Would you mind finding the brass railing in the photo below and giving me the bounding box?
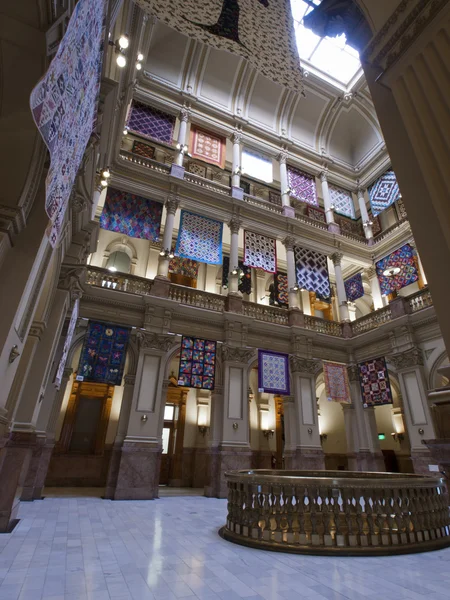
[221,469,450,555]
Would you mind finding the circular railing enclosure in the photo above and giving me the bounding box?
[220,470,450,556]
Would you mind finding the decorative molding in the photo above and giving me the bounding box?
[230,128,243,145]
[59,264,86,302]
[389,347,424,370]
[364,266,377,279]
[179,105,191,123]
[347,364,359,383]
[165,194,180,215]
[289,356,319,375]
[28,321,47,339]
[124,374,136,386]
[277,150,288,164]
[222,345,255,363]
[136,331,178,352]
[329,252,343,266]
[283,236,296,251]
[228,216,242,234]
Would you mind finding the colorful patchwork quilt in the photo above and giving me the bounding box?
[358,357,393,408]
[287,166,317,206]
[323,361,351,403]
[175,210,223,265]
[243,230,277,273]
[178,336,216,390]
[344,273,364,302]
[127,101,175,143]
[294,246,331,302]
[258,349,290,395]
[376,244,418,295]
[369,170,400,216]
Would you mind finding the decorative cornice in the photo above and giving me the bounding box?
[289,356,319,375]
[390,347,424,370]
[364,266,377,279]
[59,264,86,302]
[136,331,177,352]
[222,345,255,363]
[124,374,136,385]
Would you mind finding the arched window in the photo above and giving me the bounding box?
[106,251,131,274]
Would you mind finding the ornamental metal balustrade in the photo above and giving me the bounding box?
[85,267,433,335]
[221,470,450,555]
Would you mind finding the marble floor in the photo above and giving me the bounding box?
[0,495,449,600]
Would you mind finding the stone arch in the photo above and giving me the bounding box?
[429,350,449,390]
[102,236,138,274]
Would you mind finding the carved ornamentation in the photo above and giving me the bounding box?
[222,345,255,363]
[230,129,243,145]
[347,365,359,383]
[329,252,343,266]
[179,105,191,122]
[136,331,177,353]
[277,150,288,164]
[228,217,242,234]
[283,236,296,251]
[320,170,328,183]
[165,194,179,215]
[124,374,136,386]
[364,266,377,280]
[58,264,86,302]
[390,347,424,370]
[289,356,319,375]
[71,194,88,214]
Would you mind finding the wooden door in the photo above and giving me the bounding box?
[159,422,175,485]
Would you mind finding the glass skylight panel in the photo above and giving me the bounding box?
[290,0,362,87]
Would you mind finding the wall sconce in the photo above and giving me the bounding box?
[307,428,313,434]
[123,126,129,136]
[135,51,144,70]
[233,166,242,176]
[391,432,405,442]
[320,433,328,442]
[363,220,373,227]
[291,285,299,292]
[329,204,335,210]
[418,428,425,435]
[109,33,129,68]
[159,248,174,259]
[176,143,189,155]
[283,188,292,195]
[231,266,239,275]
[263,429,275,439]
[198,425,208,436]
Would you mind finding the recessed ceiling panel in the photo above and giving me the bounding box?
[199,48,241,109]
[145,22,188,87]
[328,106,382,166]
[290,91,328,147]
[247,74,283,130]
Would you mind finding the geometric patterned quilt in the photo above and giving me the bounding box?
[243,230,277,273]
[307,205,326,223]
[169,255,199,279]
[175,210,223,265]
[323,361,351,403]
[329,184,355,219]
[30,0,106,247]
[358,356,393,408]
[376,243,418,295]
[131,140,156,160]
[287,165,318,206]
[178,336,216,390]
[99,187,162,241]
[258,349,290,395]
[77,321,130,386]
[190,127,226,168]
[127,101,175,144]
[294,246,331,302]
[222,257,252,295]
[274,272,289,307]
[369,169,400,216]
[344,273,365,302]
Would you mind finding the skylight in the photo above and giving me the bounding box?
[291,0,361,88]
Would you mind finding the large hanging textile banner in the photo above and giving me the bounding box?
[190,127,226,168]
[99,188,162,241]
[134,0,302,92]
[178,336,216,390]
[222,257,252,294]
[376,244,418,296]
[243,230,277,273]
[131,140,155,160]
[54,299,79,388]
[294,246,331,302]
[169,255,199,279]
[329,185,355,219]
[77,321,130,386]
[323,361,351,404]
[344,273,364,302]
[175,210,223,264]
[30,0,106,247]
[258,349,290,395]
[358,357,393,408]
[369,169,400,216]
[127,101,175,144]
[287,166,318,206]
[274,272,288,307]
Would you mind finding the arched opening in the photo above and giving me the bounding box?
[106,250,131,274]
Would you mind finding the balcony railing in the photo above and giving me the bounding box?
[119,150,171,175]
[184,171,230,195]
[351,305,392,335]
[304,315,343,337]
[242,302,289,325]
[85,267,154,295]
[168,284,225,312]
[408,287,433,312]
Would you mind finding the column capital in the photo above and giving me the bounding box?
[179,106,191,122]
[228,216,242,234]
[222,345,255,363]
[136,331,178,353]
[320,169,329,183]
[356,186,366,198]
[347,364,359,382]
[230,129,243,144]
[283,235,296,251]
[124,374,136,386]
[364,265,377,279]
[58,264,86,303]
[277,149,288,164]
[289,355,320,375]
[165,194,180,215]
[329,252,343,266]
[389,347,424,370]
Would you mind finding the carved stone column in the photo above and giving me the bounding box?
[283,236,301,314]
[173,105,191,170]
[390,347,436,474]
[329,252,350,322]
[282,395,298,469]
[156,195,179,284]
[227,217,242,302]
[278,149,294,217]
[230,128,243,198]
[357,187,374,243]
[288,356,324,469]
[364,266,383,310]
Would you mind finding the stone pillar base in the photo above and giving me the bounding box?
[410,448,435,475]
[423,439,450,479]
[225,292,242,313]
[104,442,123,499]
[328,223,340,234]
[204,446,252,498]
[113,441,161,500]
[152,276,171,298]
[20,437,55,501]
[282,205,295,218]
[0,432,36,532]
[288,308,305,327]
[231,186,244,200]
[354,450,385,472]
[170,164,185,179]
[284,448,325,470]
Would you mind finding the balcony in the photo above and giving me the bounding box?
[85,267,434,338]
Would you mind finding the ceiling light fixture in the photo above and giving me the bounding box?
[118,34,129,49]
[116,53,127,68]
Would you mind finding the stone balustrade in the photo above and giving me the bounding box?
[304,315,343,337]
[119,150,171,175]
[85,267,153,295]
[242,194,284,215]
[408,288,433,312]
[168,284,225,312]
[184,172,230,195]
[221,469,450,555]
[351,305,392,335]
[242,302,289,325]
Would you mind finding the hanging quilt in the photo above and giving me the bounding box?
[127,101,175,144]
[376,244,418,295]
[307,206,326,223]
[100,187,162,241]
[131,140,155,160]
[294,246,331,302]
[178,336,216,390]
[77,321,130,386]
[134,1,303,93]
[274,272,288,307]
[358,357,393,408]
[30,0,106,247]
[268,191,282,206]
[222,257,252,294]
[287,166,318,206]
[54,299,79,388]
[175,210,223,265]
[169,255,199,279]
[369,211,381,236]
[190,127,226,168]
[323,361,351,403]
[329,185,355,219]
[344,273,364,302]
[243,230,277,273]
[369,169,400,216]
[258,349,290,396]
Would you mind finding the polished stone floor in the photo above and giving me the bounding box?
[1,493,450,600]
